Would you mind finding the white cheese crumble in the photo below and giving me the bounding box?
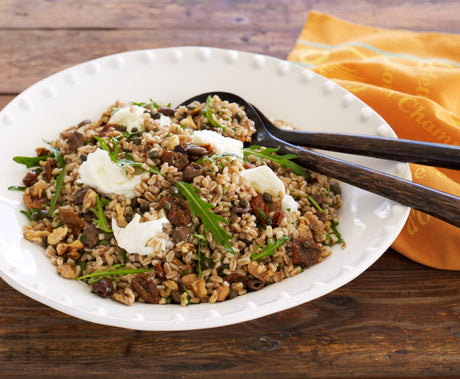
[281,194,299,213]
[240,165,285,197]
[157,113,172,127]
[240,165,299,212]
[191,130,243,157]
[108,105,145,132]
[78,148,142,199]
[112,214,171,256]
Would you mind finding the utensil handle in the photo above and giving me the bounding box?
[274,141,460,228]
[272,129,460,169]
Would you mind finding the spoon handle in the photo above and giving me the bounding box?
[253,106,460,169]
[274,141,460,228]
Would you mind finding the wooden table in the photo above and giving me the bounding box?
[1,1,459,377]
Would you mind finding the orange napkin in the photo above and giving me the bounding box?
[287,12,460,270]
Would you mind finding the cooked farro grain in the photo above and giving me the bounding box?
[13,95,343,306]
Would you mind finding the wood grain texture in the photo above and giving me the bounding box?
[1,0,459,31]
[1,1,459,377]
[0,265,459,377]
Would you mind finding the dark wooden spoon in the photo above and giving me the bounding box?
[179,92,460,227]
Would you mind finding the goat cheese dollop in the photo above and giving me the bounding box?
[108,105,146,132]
[191,130,244,157]
[240,165,299,212]
[112,214,171,256]
[78,148,142,199]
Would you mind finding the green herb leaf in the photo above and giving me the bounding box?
[131,99,161,109]
[20,209,33,221]
[176,181,234,254]
[48,167,66,216]
[203,95,226,131]
[118,249,127,263]
[90,193,112,233]
[330,220,344,244]
[251,236,290,261]
[8,185,26,191]
[76,266,152,281]
[194,233,211,278]
[243,146,309,179]
[194,152,240,165]
[94,136,118,162]
[306,194,323,213]
[96,135,161,175]
[49,145,65,168]
[13,155,50,168]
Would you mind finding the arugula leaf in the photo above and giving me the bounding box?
[330,220,344,244]
[243,146,309,179]
[194,152,240,165]
[119,152,161,175]
[306,194,323,213]
[90,193,112,233]
[8,185,26,191]
[131,99,161,109]
[76,266,152,282]
[194,233,213,278]
[251,236,290,261]
[49,145,65,168]
[176,181,234,254]
[203,95,226,131]
[94,136,118,162]
[13,155,50,168]
[48,167,66,216]
[95,135,160,175]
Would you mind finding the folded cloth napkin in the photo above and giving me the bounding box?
[287,12,460,270]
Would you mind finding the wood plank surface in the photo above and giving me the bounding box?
[0,1,459,377]
[1,0,459,31]
[0,262,458,377]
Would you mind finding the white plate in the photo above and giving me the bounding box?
[0,47,410,330]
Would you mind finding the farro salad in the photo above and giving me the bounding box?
[10,95,343,306]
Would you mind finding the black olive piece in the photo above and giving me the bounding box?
[139,203,150,213]
[31,211,43,221]
[239,198,249,208]
[262,192,273,203]
[78,119,91,128]
[174,145,187,155]
[329,182,341,195]
[157,107,176,117]
[184,145,208,157]
[168,186,180,196]
[120,125,128,132]
[131,127,138,133]
[182,163,203,183]
[247,279,265,291]
[80,153,88,162]
[201,260,212,270]
[91,278,113,298]
[170,290,182,304]
[132,137,142,145]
